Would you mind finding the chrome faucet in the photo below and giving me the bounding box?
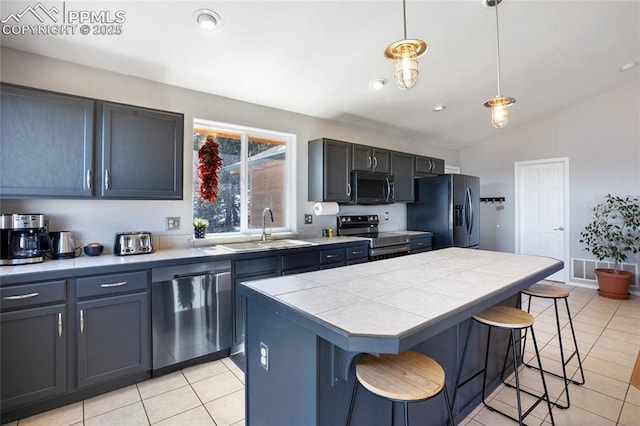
[261,207,274,242]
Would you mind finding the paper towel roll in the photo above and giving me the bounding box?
[313,202,340,216]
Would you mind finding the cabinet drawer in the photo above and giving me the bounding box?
[282,250,317,272]
[346,245,368,260]
[320,248,345,265]
[234,256,279,276]
[1,281,65,310]
[76,271,148,299]
[410,236,432,251]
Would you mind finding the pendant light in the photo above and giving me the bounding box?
[483,0,515,128]
[384,0,428,90]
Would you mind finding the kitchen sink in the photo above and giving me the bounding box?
[217,239,316,252]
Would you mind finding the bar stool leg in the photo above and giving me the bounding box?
[346,380,359,426]
[452,320,475,410]
[521,294,586,410]
[530,327,556,425]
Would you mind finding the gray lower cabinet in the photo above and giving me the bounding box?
[410,234,433,253]
[75,271,150,388]
[76,292,150,388]
[98,103,183,199]
[0,281,67,411]
[0,84,94,198]
[232,256,279,347]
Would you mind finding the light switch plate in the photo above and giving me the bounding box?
[166,217,181,231]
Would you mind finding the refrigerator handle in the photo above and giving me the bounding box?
[466,187,474,235]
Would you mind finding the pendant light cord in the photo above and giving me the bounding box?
[495,0,502,96]
[402,0,408,39]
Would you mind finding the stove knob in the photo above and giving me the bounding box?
[346,217,351,222]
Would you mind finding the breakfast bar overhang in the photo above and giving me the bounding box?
[238,248,563,425]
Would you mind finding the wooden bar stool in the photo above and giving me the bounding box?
[453,305,555,425]
[520,283,585,409]
[346,351,453,426]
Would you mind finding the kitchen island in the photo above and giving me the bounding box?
[238,248,563,425]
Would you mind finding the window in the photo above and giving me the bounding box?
[193,119,295,235]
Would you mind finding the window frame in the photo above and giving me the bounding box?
[193,118,297,235]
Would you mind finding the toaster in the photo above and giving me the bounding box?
[114,232,154,256]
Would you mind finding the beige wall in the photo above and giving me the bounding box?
[0,47,459,250]
[459,80,640,285]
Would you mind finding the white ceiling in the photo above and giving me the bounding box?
[1,0,639,151]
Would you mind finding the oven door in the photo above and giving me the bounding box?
[351,172,394,204]
[369,243,410,260]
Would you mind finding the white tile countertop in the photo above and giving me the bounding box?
[239,247,562,344]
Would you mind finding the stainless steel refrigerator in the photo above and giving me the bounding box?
[407,174,480,249]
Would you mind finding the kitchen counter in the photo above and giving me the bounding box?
[238,248,562,425]
[0,235,367,282]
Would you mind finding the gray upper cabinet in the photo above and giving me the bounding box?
[0,84,184,200]
[98,103,183,199]
[308,138,352,203]
[415,155,445,176]
[352,144,390,174]
[0,84,94,198]
[391,151,415,202]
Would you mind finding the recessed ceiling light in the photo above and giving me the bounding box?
[433,105,446,112]
[369,79,387,90]
[194,9,221,30]
[618,62,638,72]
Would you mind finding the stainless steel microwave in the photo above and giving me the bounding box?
[351,171,394,204]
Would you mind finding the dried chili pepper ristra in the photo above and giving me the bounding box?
[198,135,223,203]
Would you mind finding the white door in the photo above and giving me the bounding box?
[515,158,569,282]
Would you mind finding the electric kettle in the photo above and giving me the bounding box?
[49,231,80,259]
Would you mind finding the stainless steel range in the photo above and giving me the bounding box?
[336,215,410,260]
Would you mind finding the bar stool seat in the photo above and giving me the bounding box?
[521,283,585,409]
[453,305,555,425]
[347,351,453,426]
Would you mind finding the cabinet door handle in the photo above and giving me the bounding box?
[104,169,110,190]
[346,183,351,196]
[416,242,424,246]
[351,250,363,255]
[86,169,92,190]
[58,312,63,338]
[326,254,338,258]
[3,292,39,300]
[100,281,128,288]
[367,156,372,168]
[373,156,378,169]
[80,309,84,334]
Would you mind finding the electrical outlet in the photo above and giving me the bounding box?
[166,217,181,231]
[304,214,313,224]
[260,342,269,371]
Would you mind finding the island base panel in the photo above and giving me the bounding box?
[245,296,518,425]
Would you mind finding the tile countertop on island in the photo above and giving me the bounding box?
[238,247,563,354]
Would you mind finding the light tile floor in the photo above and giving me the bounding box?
[3,284,639,425]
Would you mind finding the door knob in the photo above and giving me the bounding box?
[554,226,564,231]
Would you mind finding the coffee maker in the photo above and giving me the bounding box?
[0,214,52,265]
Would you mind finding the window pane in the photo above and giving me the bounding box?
[247,136,286,230]
[193,132,241,233]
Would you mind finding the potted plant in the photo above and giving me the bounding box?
[193,218,209,239]
[579,194,640,299]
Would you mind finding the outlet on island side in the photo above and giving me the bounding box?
[304,214,313,224]
[260,342,269,371]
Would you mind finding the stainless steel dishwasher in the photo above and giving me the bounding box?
[151,261,232,373]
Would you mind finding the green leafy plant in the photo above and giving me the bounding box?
[579,194,640,273]
[193,218,209,229]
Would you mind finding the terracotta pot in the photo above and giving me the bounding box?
[595,268,633,300]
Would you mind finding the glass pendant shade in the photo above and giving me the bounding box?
[484,96,515,128]
[385,40,427,90]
